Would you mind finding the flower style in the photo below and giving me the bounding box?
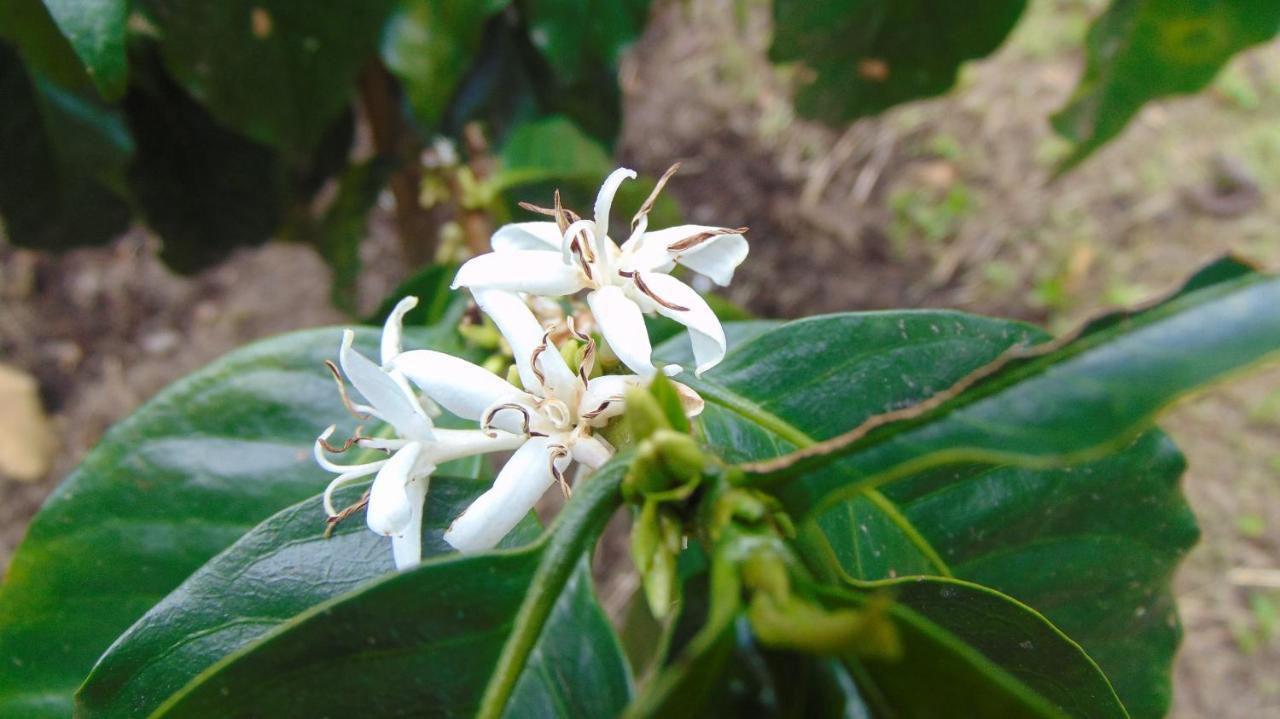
[452,165,749,377]
[314,297,523,569]
[393,289,647,553]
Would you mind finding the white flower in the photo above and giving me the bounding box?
[314,297,523,569]
[393,289,647,553]
[452,165,748,377]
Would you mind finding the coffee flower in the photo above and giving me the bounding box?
[314,297,522,569]
[393,289,645,552]
[452,165,748,377]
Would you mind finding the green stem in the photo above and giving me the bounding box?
[474,455,628,719]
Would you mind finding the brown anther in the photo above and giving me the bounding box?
[323,489,371,539]
[581,398,619,421]
[633,272,690,311]
[483,403,532,436]
[518,200,559,217]
[325,360,371,419]
[566,316,595,385]
[318,426,366,454]
[529,332,551,386]
[548,445,572,498]
[666,226,749,253]
[632,162,682,229]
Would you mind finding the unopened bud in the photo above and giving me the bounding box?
[624,385,670,441]
[651,428,705,478]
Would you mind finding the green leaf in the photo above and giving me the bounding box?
[521,0,650,85]
[492,115,612,192]
[381,0,510,129]
[0,41,131,252]
[811,578,1127,719]
[366,263,462,327]
[135,0,395,153]
[769,0,1027,125]
[42,0,129,98]
[658,257,1280,716]
[77,479,540,718]
[819,431,1193,719]
[140,457,631,718]
[1052,0,1280,169]
[0,324,467,719]
[122,55,284,273]
[0,0,91,87]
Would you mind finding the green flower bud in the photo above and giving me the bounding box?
[624,385,670,441]
[651,429,705,478]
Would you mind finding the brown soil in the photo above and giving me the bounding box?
[2,0,1278,715]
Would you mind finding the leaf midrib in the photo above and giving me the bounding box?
[692,376,953,578]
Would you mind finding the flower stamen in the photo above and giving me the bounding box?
[667,226,750,253]
[626,270,690,312]
[482,402,532,436]
[323,489,371,539]
[548,444,572,498]
[325,360,372,419]
[632,161,681,230]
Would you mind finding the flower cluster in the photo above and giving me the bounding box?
[316,167,748,568]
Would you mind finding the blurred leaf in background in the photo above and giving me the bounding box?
[1052,0,1280,169]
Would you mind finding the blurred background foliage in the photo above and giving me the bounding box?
[2,0,1276,310]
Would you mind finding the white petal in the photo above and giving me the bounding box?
[340,331,434,441]
[594,168,637,237]
[366,443,426,537]
[381,296,419,365]
[444,438,562,553]
[452,251,586,296]
[571,435,613,469]
[628,274,726,376]
[390,475,429,570]
[473,289,576,398]
[393,350,525,421]
[588,287,655,378]
[630,226,748,286]
[427,428,525,463]
[491,222,563,253]
[579,374,643,424]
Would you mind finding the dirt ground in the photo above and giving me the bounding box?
[2,0,1278,715]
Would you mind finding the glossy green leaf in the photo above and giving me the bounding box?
[0,41,132,253]
[381,0,510,129]
[522,0,649,84]
[0,323,468,719]
[41,0,129,98]
[143,457,631,718]
[769,0,1026,125]
[813,577,1126,719]
[1053,0,1280,169]
[135,0,394,153]
[77,479,541,718]
[657,258,1280,716]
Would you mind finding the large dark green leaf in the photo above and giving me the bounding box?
[0,41,131,252]
[381,0,510,129]
[769,0,1026,124]
[815,578,1125,719]
[657,258,1280,716]
[0,323,467,719]
[140,457,631,718]
[41,0,129,98]
[1053,0,1280,169]
[122,54,283,273]
[135,0,394,153]
[77,479,541,718]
